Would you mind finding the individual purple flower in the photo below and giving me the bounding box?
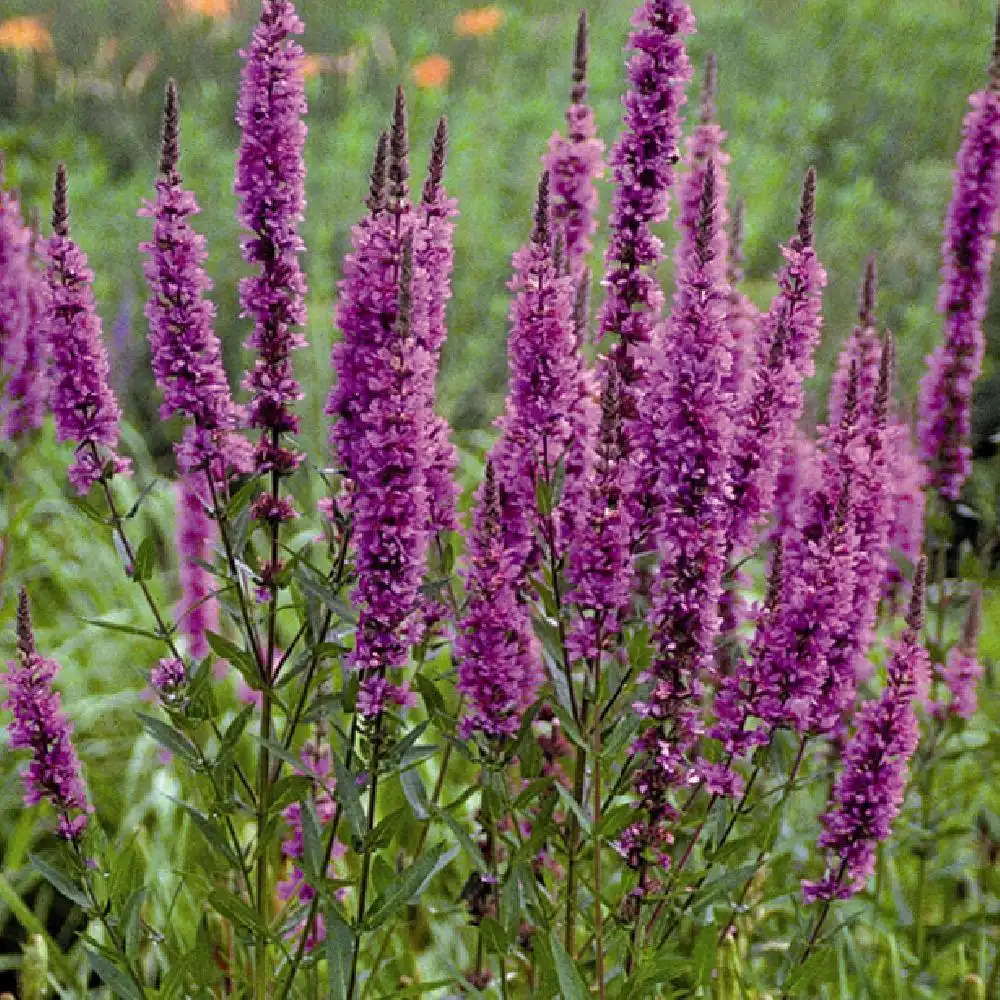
[726,168,826,555]
[627,162,738,867]
[566,364,632,664]
[235,0,309,512]
[414,116,460,536]
[140,80,251,481]
[175,476,220,663]
[918,47,1000,500]
[44,164,130,494]
[456,462,542,739]
[150,657,187,699]
[935,589,983,720]
[3,589,91,840]
[491,173,586,576]
[598,0,694,421]
[828,256,880,426]
[0,168,49,440]
[543,10,606,277]
[803,558,928,902]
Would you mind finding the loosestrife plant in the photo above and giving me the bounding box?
[1,0,997,997]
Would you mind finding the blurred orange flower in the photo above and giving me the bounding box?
[178,0,233,20]
[0,16,54,54]
[301,53,328,80]
[453,6,505,38]
[411,54,452,90]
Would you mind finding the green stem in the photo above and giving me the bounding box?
[592,645,606,1000]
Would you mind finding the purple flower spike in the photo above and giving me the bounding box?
[338,231,432,716]
[543,10,606,277]
[724,197,759,416]
[235,0,309,505]
[804,558,928,903]
[598,0,694,421]
[935,589,983,720]
[727,168,826,555]
[415,117,460,536]
[492,172,590,576]
[919,33,1000,500]
[0,167,49,440]
[3,589,91,840]
[627,160,738,868]
[456,462,542,739]
[175,476,220,663]
[566,364,632,664]
[44,164,130,494]
[141,80,252,481]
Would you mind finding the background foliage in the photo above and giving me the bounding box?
[1,0,999,997]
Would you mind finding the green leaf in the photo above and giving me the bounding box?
[434,807,487,873]
[84,948,143,1000]
[301,798,324,882]
[205,631,260,690]
[331,751,367,845]
[136,713,200,768]
[28,854,91,910]
[325,905,354,1000]
[549,931,588,1000]
[132,536,156,582]
[172,801,243,868]
[555,783,591,836]
[364,842,450,930]
[81,617,163,641]
[66,496,107,525]
[400,767,429,821]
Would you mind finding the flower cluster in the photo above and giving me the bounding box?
[726,169,826,555]
[456,462,541,739]
[3,590,91,840]
[140,80,251,481]
[626,160,739,866]
[235,0,309,512]
[542,10,605,277]
[918,67,1000,500]
[44,165,130,493]
[804,559,929,902]
[599,0,694,419]
[491,172,590,575]
[0,166,48,440]
[175,476,220,664]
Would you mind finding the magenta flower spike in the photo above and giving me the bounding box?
[724,197,759,416]
[3,590,91,840]
[598,0,694,421]
[726,168,826,555]
[624,161,739,869]
[456,462,542,739]
[44,165,130,494]
[566,364,632,664]
[936,589,984,719]
[175,476,220,663]
[141,80,251,481]
[339,230,432,717]
[491,172,587,576]
[1,167,49,440]
[804,559,929,902]
[543,10,606,277]
[918,32,1000,500]
[235,0,309,515]
[415,117,460,536]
